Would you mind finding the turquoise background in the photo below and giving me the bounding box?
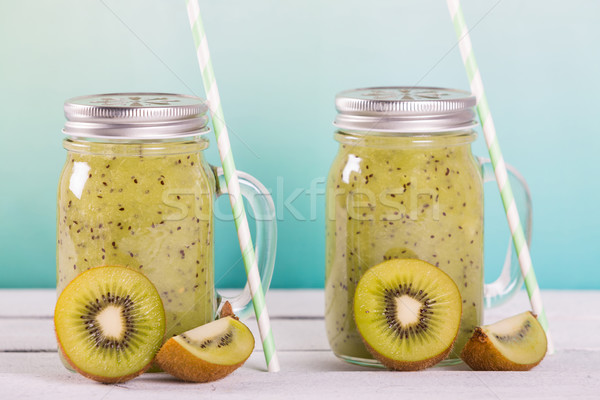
[0,1,598,289]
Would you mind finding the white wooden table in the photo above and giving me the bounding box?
[1,289,598,399]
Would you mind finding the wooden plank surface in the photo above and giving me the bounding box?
[0,289,599,399]
[1,351,598,400]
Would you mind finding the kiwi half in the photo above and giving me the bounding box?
[54,266,165,383]
[354,259,462,370]
[155,303,255,382]
[461,311,547,371]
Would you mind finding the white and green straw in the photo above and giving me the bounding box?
[447,0,554,353]
[185,0,280,371]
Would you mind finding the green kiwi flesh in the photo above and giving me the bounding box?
[155,315,255,382]
[54,266,165,383]
[354,259,462,371]
[461,311,547,371]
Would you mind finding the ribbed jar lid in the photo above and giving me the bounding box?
[63,93,209,140]
[334,87,477,133]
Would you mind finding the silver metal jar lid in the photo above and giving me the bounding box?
[63,93,210,139]
[334,86,477,133]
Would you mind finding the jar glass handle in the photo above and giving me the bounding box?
[212,166,277,319]
[478,157,532,308]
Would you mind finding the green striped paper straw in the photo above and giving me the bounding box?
[185,0,280,371]
[447,0,554,354]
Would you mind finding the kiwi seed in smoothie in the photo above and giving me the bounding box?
[57,139,216,340]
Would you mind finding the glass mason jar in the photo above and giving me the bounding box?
[57,93,276,366]
[325,87,532,366]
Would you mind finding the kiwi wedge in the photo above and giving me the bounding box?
[354,259,462,370]
[155,303,255,382]
[461,311,547,371]
[54,266,165,383]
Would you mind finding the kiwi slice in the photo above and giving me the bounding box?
[155,303,255,382]
[54,266,165,383]
[354,259,462,370]
[461,311,547,371]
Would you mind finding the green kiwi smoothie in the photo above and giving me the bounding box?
[57,139,216,340]
[325,131,484,363]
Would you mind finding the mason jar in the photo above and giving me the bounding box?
[325,87,531,366]
[57,93,276,364]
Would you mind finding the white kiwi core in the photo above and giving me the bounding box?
[96,305,125,340]
[395,295,422,326]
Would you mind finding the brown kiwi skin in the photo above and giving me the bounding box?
[155,339,248,383]
[460,312,546,371]
[359,332,457,371]
[219,301,237,320]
